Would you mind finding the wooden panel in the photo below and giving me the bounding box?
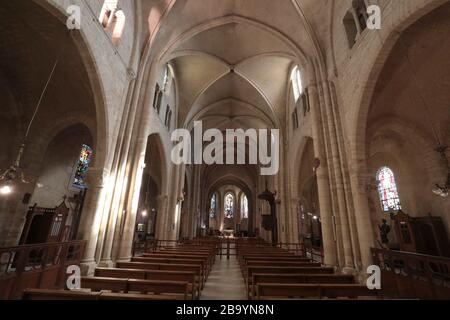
[0,275,16,299]
[23,289,100,300]
[81,277,128,292]
[11,270,41,299]
[95,268,146,279]
[38,266,60,289]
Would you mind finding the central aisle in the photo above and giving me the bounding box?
[200,255,247,300]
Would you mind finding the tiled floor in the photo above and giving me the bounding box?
[200,255,247,300]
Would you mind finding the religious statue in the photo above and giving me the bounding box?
[378,219,391,246]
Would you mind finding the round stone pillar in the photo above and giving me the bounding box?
[77,167,109,275]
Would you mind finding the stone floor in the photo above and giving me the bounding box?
[200,255,247,300]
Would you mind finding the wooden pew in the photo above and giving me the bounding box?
[22,289,184,300]
[241,256,311,262]
[142,253,212,271]
[239,255,311,269]
[81,277,127,293]
[116,262,204,289]
[22,289,100,300]
[99,292,184,300]
[117,262,201,274]
[245,266,335,297]
[157,248,216,264]
[237,251,297,265]
[95,268,199,299]
[243,261,323,280]
[256,283,380,300]
[131,257,208,280]
[95,268,146,279]
[249,273,354,299]
[244,261,321,268]
[144,271,198,299]
[81,277,189,299]
[127,279,188,298]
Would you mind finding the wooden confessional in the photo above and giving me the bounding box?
[19,201,69,245]
[393,211,450,257]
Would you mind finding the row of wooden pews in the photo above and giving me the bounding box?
[237,239,381,300]
[23,239,218,300]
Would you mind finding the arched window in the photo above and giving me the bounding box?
[99,0,118,28]
[377,167,402,212]
[163,64,172,93]
[153,84,163,114]
[72,144,93,189]
[99,1,125,45]
[111,10,126,45]
[291,66,303,102]
[241,194,248,219]
[209,194,217,218]
[224,193,234,219]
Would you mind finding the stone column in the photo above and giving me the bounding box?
[155,194,168,239]
[308,84,338,267]
[328,81,362,269]
[322,81,355,272]
[349,167,375,270]
[77,167,109,275]
[289,198,300,244]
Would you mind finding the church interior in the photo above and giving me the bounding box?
[0,0,449,301]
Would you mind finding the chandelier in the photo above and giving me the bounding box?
[0,60,58,196]
[0,144,30,195]
[432,145,450,198]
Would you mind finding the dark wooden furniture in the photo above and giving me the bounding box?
[0,241,86,299]
[19,201,70,245]
[372,248,450,299]
[22,288,184,300]
[393,212,450,257]
[250,273,354,299]
[256,283,380,300]
[81,277,189,299]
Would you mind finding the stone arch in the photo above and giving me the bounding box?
[30,123,94,208]
[352,0,448,172]
[0,1,108,246]
[144,133,168,199]
[31,0,109,169]
[291,136,315,197]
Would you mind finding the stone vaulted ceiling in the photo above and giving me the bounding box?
[140,0,334,192]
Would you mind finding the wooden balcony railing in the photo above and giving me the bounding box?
[371,248,450,299]
[0,240,86,299]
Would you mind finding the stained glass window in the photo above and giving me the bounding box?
[377,166,401,212]
[209,193,217,218]
[241,195,248,219]
[73,144,93,189]
[224,193,234,219]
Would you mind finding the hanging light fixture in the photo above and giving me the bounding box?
[432,145,450,198]
[0,60,59,196]
[0,143,29,195]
